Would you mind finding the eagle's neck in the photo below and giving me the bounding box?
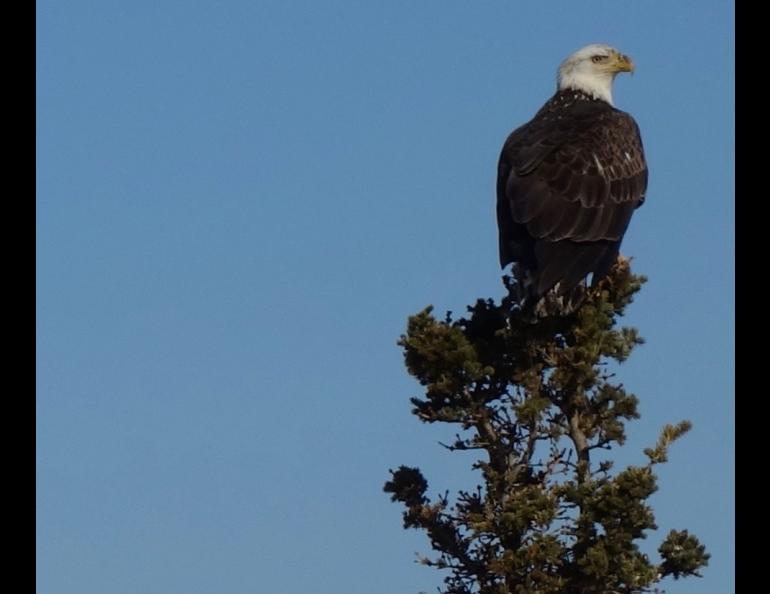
[544,89,611,111]
[557,71,614,105]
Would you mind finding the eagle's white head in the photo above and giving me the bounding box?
[557,44,635,105]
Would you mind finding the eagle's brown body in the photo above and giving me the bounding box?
[497,88,647,300]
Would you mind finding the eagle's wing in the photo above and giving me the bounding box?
[497,105,647,295]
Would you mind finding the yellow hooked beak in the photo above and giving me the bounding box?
[613,53,635,74]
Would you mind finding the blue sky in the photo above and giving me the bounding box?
[37,2,734,593]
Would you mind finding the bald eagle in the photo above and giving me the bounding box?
[497,44,647,309]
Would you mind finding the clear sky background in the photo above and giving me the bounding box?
[37,2,734,593]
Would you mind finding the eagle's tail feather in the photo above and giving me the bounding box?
[533,240,618,298]
[506,240,622,317]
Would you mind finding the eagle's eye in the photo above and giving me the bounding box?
[591,55,607,63]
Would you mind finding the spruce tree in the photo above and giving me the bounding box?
[384,261,709,593]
